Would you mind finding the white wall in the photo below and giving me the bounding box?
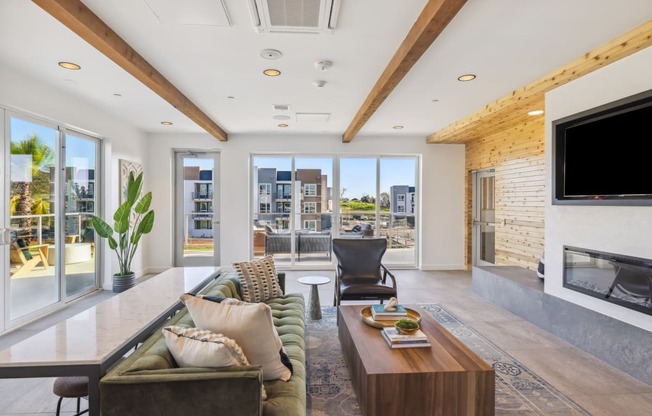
[0,65,149,289]
[145,133,465,272]
[545,46,652,331]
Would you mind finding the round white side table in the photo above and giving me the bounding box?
[297,276,331,320]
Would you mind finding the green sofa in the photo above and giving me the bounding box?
[100,271,306,416]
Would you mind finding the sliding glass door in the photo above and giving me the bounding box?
[251,154,418,268]
[2,111,100,331]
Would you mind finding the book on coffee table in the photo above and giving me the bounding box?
[381,329,431,349]
[371,304,408,321]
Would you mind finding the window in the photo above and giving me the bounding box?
[277,201,291,213]
[304,202,317,213]
[277,184,291,199]
[397,205,406,213]
[259,203,270,213]
[195,220,212,229]
[259,183,271,196]
[397,194,405,201]
[304,220,317,231]
[304,184,317,196]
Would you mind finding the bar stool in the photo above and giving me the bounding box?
[53,376,89,416]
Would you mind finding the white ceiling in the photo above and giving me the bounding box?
[1,0,652,140]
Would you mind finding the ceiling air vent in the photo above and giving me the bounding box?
[249,0,342,33]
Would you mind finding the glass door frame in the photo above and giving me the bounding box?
[472,168,496,266]
[2,109,102,333]
[60,128,102,302]
[174,151,221,267]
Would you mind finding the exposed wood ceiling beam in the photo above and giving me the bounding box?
[342,0,467,143]
[427,19,652,144]
[32,0,228,142]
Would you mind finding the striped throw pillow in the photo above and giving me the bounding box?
[233,256,283,303]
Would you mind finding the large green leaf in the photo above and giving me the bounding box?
[91,216,114,238]
[113,201,132,233]
[134,192,152,214]
[126,172,143,205]
[120,233,128,250]
[131,211,155,245]
[108,236,118,250]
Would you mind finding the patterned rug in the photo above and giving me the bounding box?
[305,304,591,416]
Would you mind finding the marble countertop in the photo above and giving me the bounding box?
[0,267,219,367]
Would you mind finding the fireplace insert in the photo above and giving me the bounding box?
[563,246,652,315]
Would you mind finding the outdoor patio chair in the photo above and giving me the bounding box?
[332,237,397,307]
[10,241,47,278]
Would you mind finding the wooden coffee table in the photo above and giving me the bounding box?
[338,305,495,416]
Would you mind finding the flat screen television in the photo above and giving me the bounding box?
[552,89,652,205]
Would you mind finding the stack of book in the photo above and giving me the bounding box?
[370,304,408,321]
[381,327,431,349]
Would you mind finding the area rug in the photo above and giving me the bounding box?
[305,305,591,416]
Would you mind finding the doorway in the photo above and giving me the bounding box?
[2,111,100,332]
[472,168,496,266]
[174,151,220,266]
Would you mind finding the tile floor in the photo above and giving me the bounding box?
[0,269,651,415]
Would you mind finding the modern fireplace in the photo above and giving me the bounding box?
[563,246,652,315]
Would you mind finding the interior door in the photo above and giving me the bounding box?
[472,168,496,266]
[174,152,220,266]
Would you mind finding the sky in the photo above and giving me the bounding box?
[253,155,416,199]
[10,116,97,172]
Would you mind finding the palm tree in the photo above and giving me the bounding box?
[10,134,54,234]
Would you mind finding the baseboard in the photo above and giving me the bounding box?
[420,263,466,271]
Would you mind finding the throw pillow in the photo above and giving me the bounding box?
[181,294,292,381]
[163,325,267,400]
[233,256,283,303]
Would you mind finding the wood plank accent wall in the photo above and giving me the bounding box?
[465,118,545,270]
[445,20,652,270]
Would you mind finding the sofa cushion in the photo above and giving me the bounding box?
[233,256,283,303]
[181,293,292,381]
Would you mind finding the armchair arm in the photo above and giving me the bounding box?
[380,264,397,288]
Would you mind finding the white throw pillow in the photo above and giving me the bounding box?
[233,256,283,303]
[163,325,267,400]
[162,325,248,368]
[181,294,292,381]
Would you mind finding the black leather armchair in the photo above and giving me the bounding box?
[332,238,397,307]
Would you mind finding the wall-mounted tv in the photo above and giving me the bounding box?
[552,89,652,205]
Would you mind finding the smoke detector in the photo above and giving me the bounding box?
[314,59,333,71]
[260,49,282,60]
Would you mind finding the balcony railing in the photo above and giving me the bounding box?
[10,212,91,244]
[191,192,213,200]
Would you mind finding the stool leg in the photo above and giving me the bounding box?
[77,397,81,413]
[56,396,64,416]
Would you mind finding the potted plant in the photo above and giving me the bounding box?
[92,171,155,293]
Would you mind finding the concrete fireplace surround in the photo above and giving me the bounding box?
[473,265,652,386]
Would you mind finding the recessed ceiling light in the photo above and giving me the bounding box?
[528,109,545,116]
[392,125,404,129]
[273,115,291,121]
[113,93,122,97]
[278,123,289,128]
[263,69,281,77]
[226,96,235,99]
[161,121,173,125]
[59,61,81,70]
[457,74,476,82]
[431,99,439,102]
